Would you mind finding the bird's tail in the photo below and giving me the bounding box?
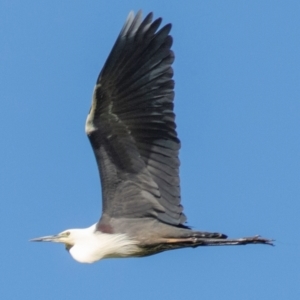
[165,233,274,248]
[191,230,227,239]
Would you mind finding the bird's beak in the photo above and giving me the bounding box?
[30,234,61,243]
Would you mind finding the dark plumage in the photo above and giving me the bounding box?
[86,11,184,227]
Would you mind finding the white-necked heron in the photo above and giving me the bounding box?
[31,11,273,263]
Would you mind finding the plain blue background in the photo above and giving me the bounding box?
[1,1,299,299]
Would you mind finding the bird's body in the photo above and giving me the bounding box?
[31,11,273,263]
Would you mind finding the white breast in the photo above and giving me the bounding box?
[69,229,140,264]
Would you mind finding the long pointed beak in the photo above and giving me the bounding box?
[30,234,60,242]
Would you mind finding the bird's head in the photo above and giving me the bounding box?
[30,230,77,250]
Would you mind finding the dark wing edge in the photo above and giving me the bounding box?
[86,11,188,229]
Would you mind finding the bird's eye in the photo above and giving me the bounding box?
[65,232,70,236]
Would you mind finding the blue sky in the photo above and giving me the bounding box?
[1,1,299,299]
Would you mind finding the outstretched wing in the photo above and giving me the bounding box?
[86,11,187,228]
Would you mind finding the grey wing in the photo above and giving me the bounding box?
[85,11,187,228]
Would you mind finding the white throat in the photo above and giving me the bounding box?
[68,224,139,263]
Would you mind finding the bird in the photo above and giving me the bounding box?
[31,11,273,263]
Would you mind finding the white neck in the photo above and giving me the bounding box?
[68,224,139,263]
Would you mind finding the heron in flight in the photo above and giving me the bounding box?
[31,11,273,263]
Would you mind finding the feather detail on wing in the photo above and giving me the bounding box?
[86,11,187,227]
